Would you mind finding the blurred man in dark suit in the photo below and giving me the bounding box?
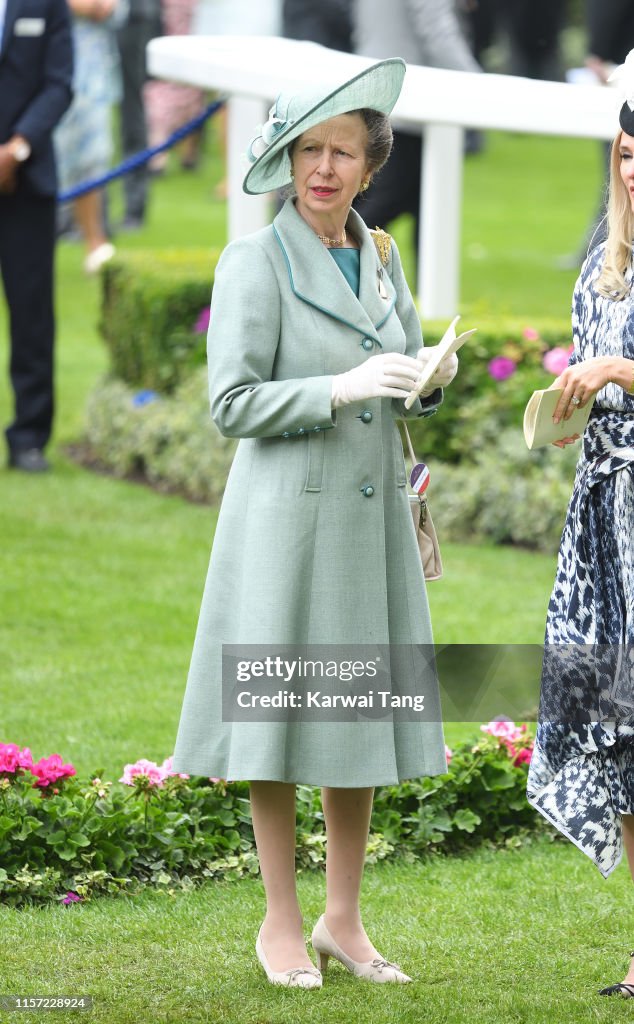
[0,0,73,472]
[282,0,353,53]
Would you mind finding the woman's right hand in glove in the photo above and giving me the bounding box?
[331,352,423,408]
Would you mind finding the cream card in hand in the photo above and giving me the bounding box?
[404,315,476,410]
[523,387,594,449]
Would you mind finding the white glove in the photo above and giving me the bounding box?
[331,353,424,408]
[415,346,459,397]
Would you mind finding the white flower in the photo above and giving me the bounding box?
[608,50,634,111]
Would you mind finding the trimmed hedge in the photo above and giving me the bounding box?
[97,250,571,451]
[99,249,220,393]
[410,316,572,462]
[83,369,237,504]
[83,363,580,551]
[430,427,578,551]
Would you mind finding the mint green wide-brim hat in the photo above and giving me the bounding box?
[242,57,406,196]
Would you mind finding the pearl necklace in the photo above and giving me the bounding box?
[317,229,347,248]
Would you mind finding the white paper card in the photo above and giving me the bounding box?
[404,315,476,410]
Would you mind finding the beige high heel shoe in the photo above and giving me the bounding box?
[255,928,323,989]
[311,915,412,983]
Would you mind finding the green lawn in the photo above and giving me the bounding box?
[1,842,632,1024]
[0,124,616,1022]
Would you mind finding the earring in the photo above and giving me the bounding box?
[359,179,370,193]
[290,167,295,180]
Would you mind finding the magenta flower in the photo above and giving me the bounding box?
[522,327,540,341]
[31,753,76,789]
[444,744,453,765]
[161,755,189,780]
[488,356,516,381]
[512,745,533,767]
[119,758,167,788]
[542,346,571,376]
[62,892,83,905]
[0,742,33,775]
[194,307,211,334]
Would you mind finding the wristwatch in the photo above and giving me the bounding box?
[8,138,31,162]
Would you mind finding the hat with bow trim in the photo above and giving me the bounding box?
[609,50,634,134]
[242,58,406,196]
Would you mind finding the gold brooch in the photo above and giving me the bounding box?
[370,227,392,267]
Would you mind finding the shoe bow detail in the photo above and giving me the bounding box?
[371,958,402,973]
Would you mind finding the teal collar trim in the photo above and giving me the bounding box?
[272,199,396,341]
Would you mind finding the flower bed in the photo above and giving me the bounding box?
[0,723,546,907]
[82,369,237,504]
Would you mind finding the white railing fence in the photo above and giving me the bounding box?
[147,35,619,318]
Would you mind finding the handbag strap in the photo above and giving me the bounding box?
[401,420,418,468]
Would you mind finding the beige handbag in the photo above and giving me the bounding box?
[401,421,443,582]
[370,228,443,581]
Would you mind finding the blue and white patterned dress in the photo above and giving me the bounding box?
[527,243,634,877]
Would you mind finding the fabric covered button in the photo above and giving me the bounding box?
[361,337,374,351]
[360,410,373,423]
[361,485,375,497]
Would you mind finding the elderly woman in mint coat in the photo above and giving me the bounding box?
[171,59,459,988]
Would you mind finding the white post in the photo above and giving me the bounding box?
[419,124,464,319]
[227,95,270,240]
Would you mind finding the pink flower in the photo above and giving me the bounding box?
[542,346,571,376]
[62,892,83,905]
[194,307,210,334]
[119,758,168,788]
[444,745,453,765]
[512,745,533,767]
[31,753,76,789]
[481,719,525,743]
[161,756,189,780]
[488,356,516,381]
[0,743,33,775]
[522,327,540,341]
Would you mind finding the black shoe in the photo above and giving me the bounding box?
[599,983,634,997]
[599,952,634,996]
[8,448,50,472]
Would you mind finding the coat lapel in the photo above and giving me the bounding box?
[1,0,22,62]
[273,199,396,343]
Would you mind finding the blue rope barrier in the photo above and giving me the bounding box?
[58,98,226,203]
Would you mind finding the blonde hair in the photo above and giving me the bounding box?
[596,133,634,300]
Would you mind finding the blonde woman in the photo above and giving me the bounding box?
[527,51,634,998]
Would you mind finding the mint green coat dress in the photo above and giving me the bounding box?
[171,198,448,786]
